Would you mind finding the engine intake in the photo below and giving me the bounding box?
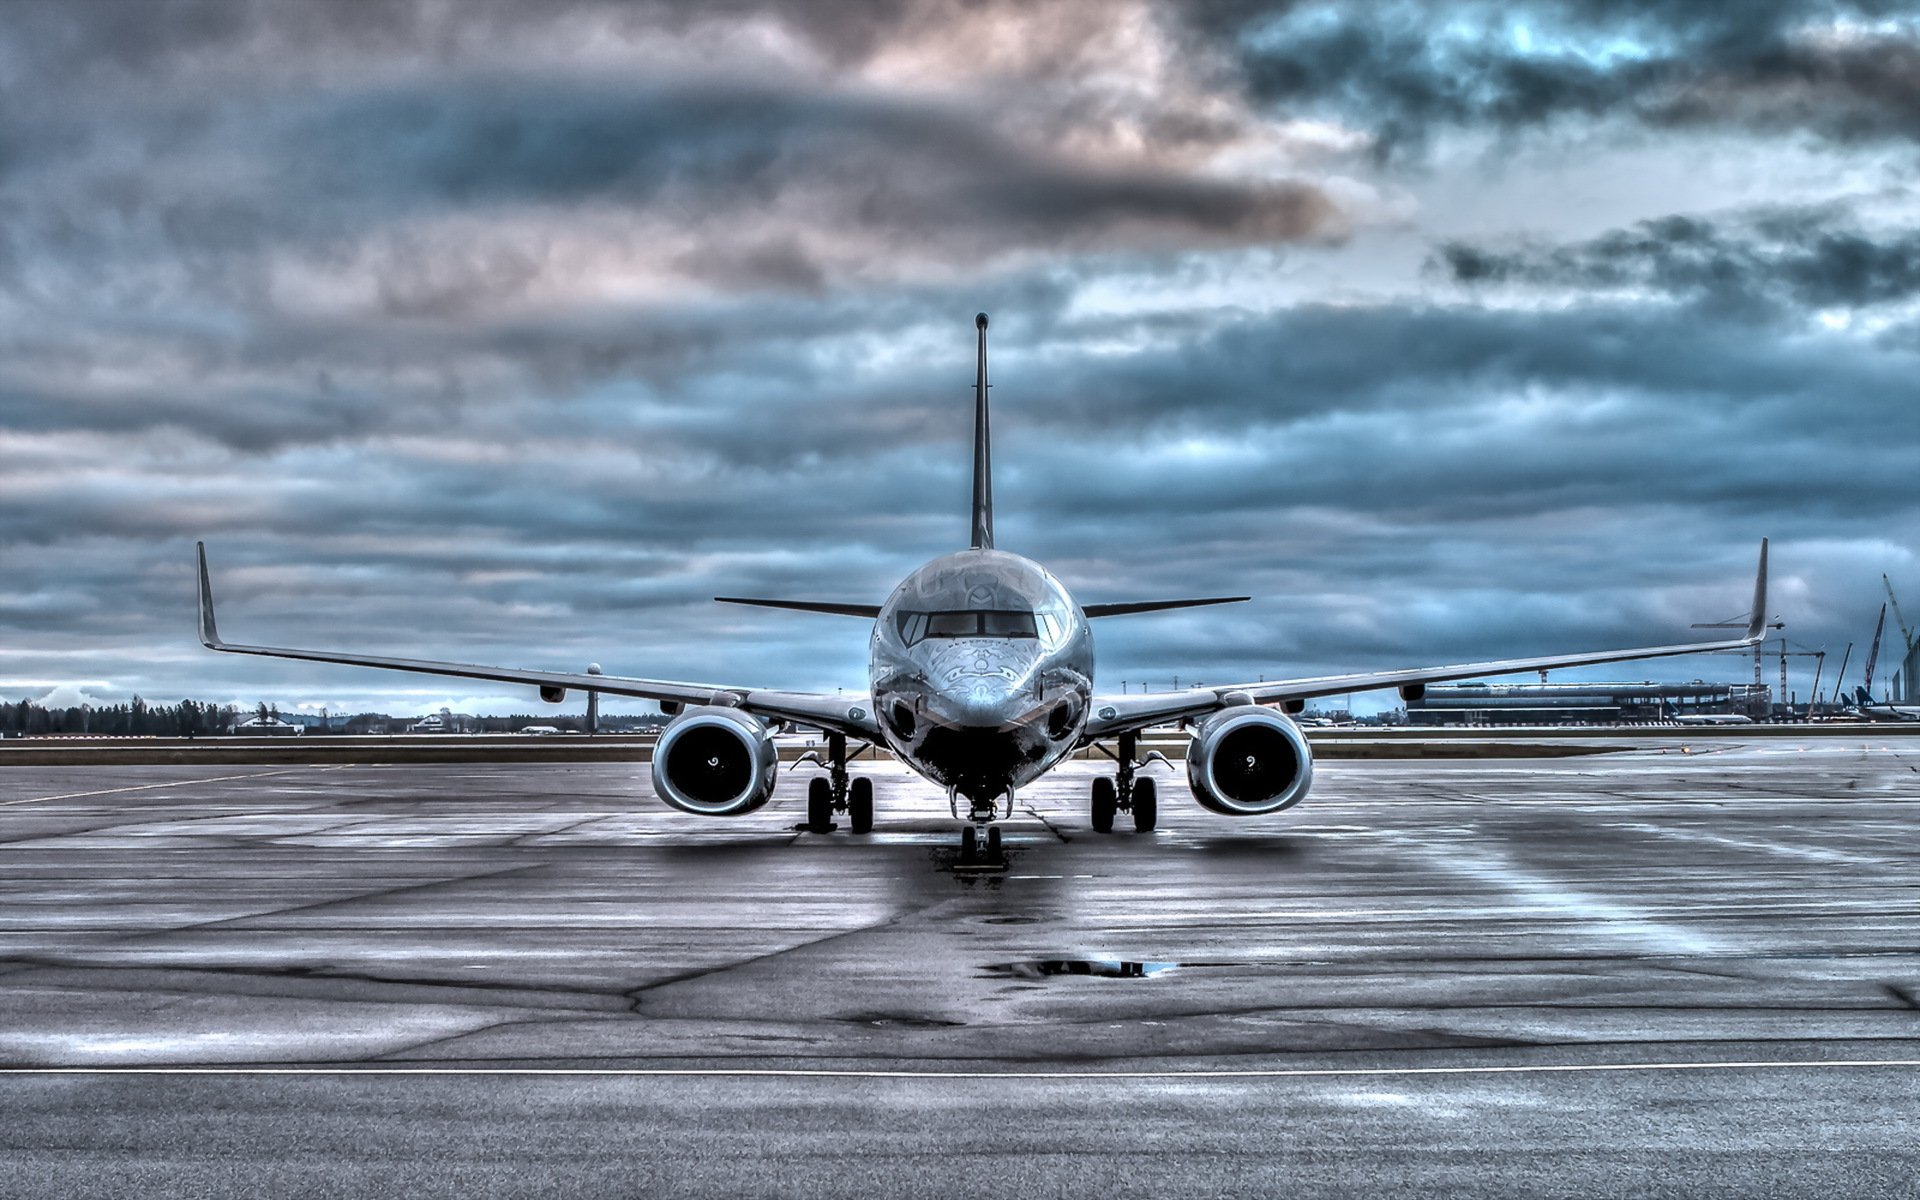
[1186,706,1313,816]
[651,706,778,816]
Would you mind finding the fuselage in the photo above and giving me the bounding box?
[869,548,1094,802]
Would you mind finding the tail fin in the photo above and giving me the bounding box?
[971,312,993,550]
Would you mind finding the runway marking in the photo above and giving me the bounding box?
[0,767,342,808]
[1388,834,1729,956]
[1602,820,1872,864]
[0,1058,1917,1080]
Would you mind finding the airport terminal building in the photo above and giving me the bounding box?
[1406,681,1770,725]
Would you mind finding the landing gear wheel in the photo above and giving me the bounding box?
[806,776,834,833]
[1091,776,1116,833]
[848,777,874,835]
[960,826,979,858]
[1131,777,1158,833]
[986,825,1002,856]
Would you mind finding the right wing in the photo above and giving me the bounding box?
[196,544,881,738]
[1085,538,1770,739]
[1081,597,1249,618]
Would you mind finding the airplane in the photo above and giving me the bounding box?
[196,313,1772,861]
[1663,702,1755,726]
[1843,687,1920,722]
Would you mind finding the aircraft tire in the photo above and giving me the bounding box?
[986,825,1002,856]
[960,826,978,858]
[1132,778,1158,833]
[1091,776,1116,833]
[807,776,833,833]
[849,777,874,834]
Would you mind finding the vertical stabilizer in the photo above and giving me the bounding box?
[971,312,993,550]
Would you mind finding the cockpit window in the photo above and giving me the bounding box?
[979,610,1037,638]
[926,611,982,638]
[897,609,1039,645]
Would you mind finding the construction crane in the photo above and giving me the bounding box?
[1884,575,1916,656]
[1694,602,1784,688]
[1883,575,1917,701]
[1823,641,1853,711]
[1862,603,1887,704]
[1767,640,1825,718]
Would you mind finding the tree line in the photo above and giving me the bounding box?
[2,697,231,736]
[1,699,665,736]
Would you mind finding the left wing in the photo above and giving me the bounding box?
[196,543,880,738]
[1085,539,1770,739]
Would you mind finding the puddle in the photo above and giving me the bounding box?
[982,959,1179,980]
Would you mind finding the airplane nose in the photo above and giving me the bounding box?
[936,678,1038,730]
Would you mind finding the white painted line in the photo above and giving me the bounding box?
[0,767,341,808]
[0,1059,1916,1079]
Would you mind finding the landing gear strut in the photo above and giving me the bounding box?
[953,794,1008,867]
[800,733,873,835]
[1090,731,1162,834]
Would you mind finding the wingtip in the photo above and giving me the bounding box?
[196,541,221,649]
[1746,537,1770,642]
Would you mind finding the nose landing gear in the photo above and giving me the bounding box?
[1090,731,1165,834]
[952,792,1009,869]
[796,733,874,835]
[958,823,1003,860]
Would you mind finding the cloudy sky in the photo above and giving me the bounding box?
[3,0,1917,717]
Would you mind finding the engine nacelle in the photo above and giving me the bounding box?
[539,685,567,703]
[1186,706,1313,816]
[650,705,778,816]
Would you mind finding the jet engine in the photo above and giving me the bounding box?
[1186,706,1313,816]
[650,705,779,816]
[539,685,567,703]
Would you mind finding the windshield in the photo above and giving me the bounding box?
[898,609,1038,645]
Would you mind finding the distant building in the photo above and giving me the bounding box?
[234,715,303,736]
[409,707,464,734]
[1407,681,1770,726]
[1894,642,1920,703]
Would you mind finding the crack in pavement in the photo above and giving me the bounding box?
[622,901,945,1015]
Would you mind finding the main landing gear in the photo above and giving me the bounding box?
[797,733,873,835]
[1091,731,1162,834]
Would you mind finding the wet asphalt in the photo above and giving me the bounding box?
[1,739,1916,1197]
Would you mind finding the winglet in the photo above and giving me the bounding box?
[1745,537,1769,642]
[196,541,224,649]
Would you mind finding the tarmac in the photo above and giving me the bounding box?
[1,737,1917,1196]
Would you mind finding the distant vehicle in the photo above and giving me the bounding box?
[195,315,1771,861]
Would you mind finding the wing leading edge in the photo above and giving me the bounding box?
[196,544,879,738]
[1084,539,1771,739]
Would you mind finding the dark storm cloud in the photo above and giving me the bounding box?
[0,0,1911,715]
[1434,207,1920,320]
[1172,1,1920,156]
[298,79,1336,251]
